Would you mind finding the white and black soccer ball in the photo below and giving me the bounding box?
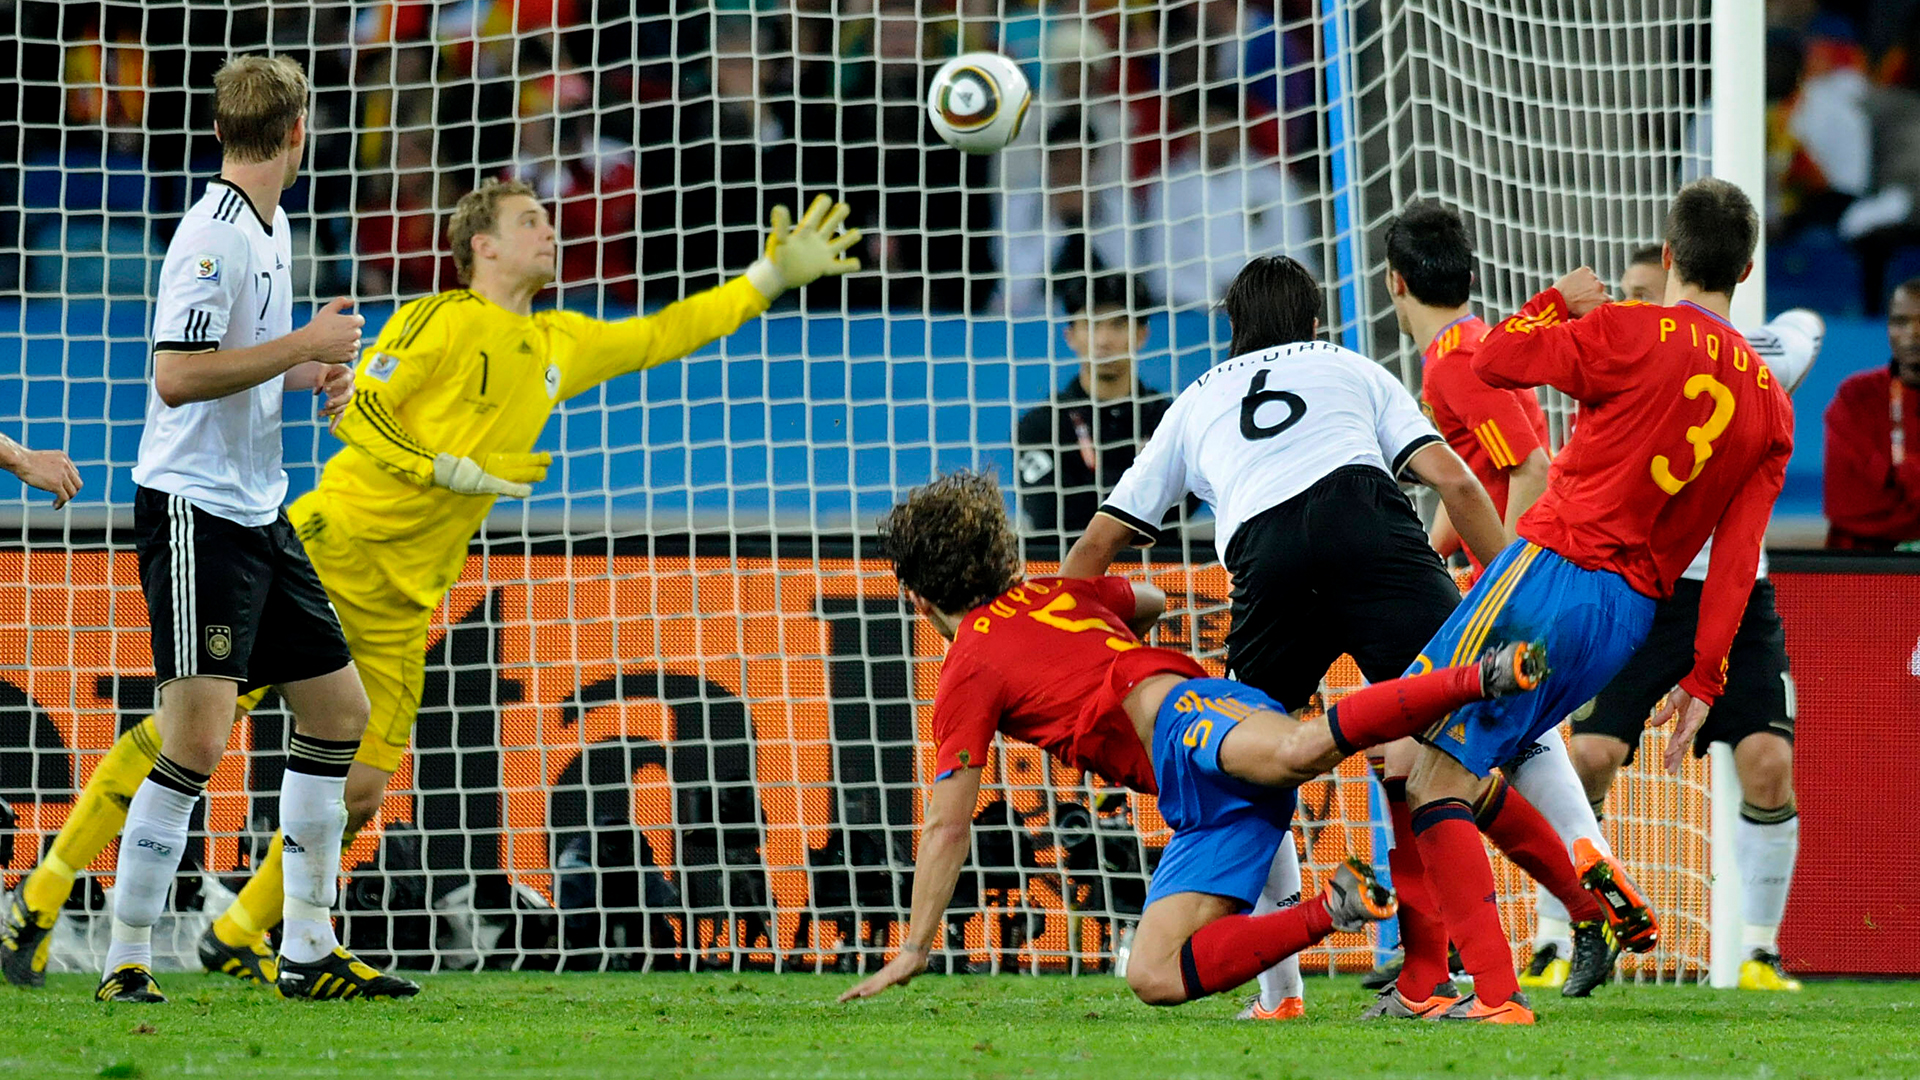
[926,51,1032,155]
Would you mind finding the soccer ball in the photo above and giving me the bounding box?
[926,52,1032,155]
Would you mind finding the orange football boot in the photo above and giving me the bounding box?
[1433,991,1536,1024]
[1237,996,1305,1020]
[1571,838,1659,954]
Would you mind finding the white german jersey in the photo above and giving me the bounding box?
[1682,309,1824,583]
[132,179,294,526]
[1100,339,1443,560]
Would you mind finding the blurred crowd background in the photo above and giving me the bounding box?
[17,1,1920,317]
[12,0,1322,312]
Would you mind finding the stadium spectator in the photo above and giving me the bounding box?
[1000,111,1131,317]
[1136,90,1315,309]
[826,0,996,312]
[998,22,1128,201]
[1825,277,1920,549]
[631,15,800,303]
[64,19,148,156]
[355,128,459,296]
[1196,0,1293,162]
[505,50,638,305]
[1774,26,1873,236]
[1015,273,1173,540]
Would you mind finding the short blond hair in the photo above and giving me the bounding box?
[448,179,539,285]
[212,55,309,162]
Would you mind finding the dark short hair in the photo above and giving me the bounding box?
[1383,199,1473,308]
[1628,244,1664,268]
[1222,255,1321,356]
[1060,272,1149,318]
[878,471,1021,615]
[1665,178,1758,295]
[1893,277,1920,304]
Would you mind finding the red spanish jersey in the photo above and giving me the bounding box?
[1420,314,1551,524]
[1474,291,1795,701]
[929,576,1207,794]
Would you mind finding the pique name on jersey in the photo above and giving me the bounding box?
[1656,317,1777,393]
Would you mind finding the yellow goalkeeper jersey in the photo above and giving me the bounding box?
[318,277,770,607]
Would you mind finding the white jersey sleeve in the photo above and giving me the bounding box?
[1366,361,1447,478]
[1747,308,1824,396]
[1096,392,1194,543]
[152,218,250,353]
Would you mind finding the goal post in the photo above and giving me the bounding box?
[1,1,1732,978]
[1708,0,1768,991]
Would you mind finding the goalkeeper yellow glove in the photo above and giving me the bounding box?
[745,194,863,301]
[431,451,550,498]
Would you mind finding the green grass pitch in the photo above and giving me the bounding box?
[6,973,1916,1079]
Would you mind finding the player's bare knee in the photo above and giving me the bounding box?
[1569,736,1625,795]
[297,694,371,743]
[1124,960,1187,1006]
[156,715,233,773]
[163,731,228,774]
[1382,737,1419,778]
[1734,734,1794,810]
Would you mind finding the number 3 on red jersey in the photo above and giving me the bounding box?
[1650,373,1736,495]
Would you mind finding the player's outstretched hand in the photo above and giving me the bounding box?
[1649,685,1712,774]
[315,363,354,429]
[1552,267,1611,317]
[302,296,365,365]
[837,945,929,1003]
[8,448,81,509]
[746,194,863,301]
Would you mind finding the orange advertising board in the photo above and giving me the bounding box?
[0,547,1394,968]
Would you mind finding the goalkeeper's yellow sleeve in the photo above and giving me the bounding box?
[548,276,771,399]
[331,292,465,485]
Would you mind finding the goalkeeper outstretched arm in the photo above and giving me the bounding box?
[334,186,862,495]
[555,194,863,398]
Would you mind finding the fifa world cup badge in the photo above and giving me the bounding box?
[545,363,562,400]
[194,255,221,281]
[206,625,232,660]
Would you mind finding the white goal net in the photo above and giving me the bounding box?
[1,0,1715,980]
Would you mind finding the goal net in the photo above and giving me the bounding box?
[1353,0,1716,982]
[1,0,1714,980]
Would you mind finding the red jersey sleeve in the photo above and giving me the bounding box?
[1090,575,1139,623]
[930,652,1004,780]
[1474,290,1651,403]
[1682,435,1791,703]
[1428,353,1547,471]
